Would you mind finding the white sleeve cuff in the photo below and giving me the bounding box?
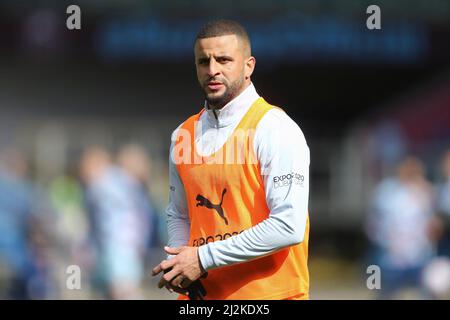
[198,244,216,271]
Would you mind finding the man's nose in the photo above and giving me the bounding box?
[207,59,220,77]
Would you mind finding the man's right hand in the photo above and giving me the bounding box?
[160,266,190,296]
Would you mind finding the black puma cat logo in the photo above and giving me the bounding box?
[196,188,228,225]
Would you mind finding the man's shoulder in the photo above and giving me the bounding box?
[257,103,306,141]
[170,109,205,141]
[171,122,184,140]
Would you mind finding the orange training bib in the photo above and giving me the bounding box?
[174,97,309,300]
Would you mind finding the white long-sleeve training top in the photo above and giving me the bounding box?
[166,83,310,271]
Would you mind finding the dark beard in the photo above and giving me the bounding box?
[204,77,244,109]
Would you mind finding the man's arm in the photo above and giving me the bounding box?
[198,108,310,271]
[166,128,191,255]
[153,128,196,293]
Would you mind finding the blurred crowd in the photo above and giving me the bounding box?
[0,144,163,299]
[1,141,450,300]
[365,150,450,299]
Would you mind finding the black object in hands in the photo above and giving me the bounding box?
[163,268,207,300]
[187,278,207,300]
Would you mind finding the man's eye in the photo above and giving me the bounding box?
[217,58,229,63]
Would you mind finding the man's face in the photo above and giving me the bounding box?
[194,34,253,109]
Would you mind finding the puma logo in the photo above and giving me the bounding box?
[196,188,228,225]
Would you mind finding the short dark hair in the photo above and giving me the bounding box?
[195,19,251,56]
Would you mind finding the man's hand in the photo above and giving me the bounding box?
[152,246,206,290]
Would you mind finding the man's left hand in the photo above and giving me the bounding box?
[152,246,206,289]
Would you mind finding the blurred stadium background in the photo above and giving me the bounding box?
[1,0,450,299]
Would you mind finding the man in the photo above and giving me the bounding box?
[152,19,310,300]
[81,146,149,299]
[436,150,450,256]
[366,156,437,299]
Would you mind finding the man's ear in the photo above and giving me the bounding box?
[244,56,256,79]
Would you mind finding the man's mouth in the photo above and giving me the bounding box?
[206,81,224,91]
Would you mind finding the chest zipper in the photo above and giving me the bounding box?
[212,109,219,152]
